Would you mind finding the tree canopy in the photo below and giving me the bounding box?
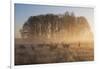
[20,11,92,42]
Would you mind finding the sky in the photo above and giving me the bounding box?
[15,3,94,38]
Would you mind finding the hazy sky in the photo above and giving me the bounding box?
[15,4,94,38]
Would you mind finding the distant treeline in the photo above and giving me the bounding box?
[20,11,90,39]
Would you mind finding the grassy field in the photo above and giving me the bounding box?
[15,39,94,65]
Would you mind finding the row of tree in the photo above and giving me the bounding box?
[20,11,90,39]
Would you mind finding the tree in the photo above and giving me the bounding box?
[20,11,91,41]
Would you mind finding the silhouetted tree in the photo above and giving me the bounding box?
[20,11,91,39]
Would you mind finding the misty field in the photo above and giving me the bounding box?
[15,5,94,65]
[15,39,94,65]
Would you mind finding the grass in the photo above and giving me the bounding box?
[15,42,94,65]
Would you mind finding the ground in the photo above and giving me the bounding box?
[15,39,94,65]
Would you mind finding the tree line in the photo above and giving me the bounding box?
[20,11,90,39]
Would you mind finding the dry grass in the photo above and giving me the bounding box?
[15,41,94,65]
